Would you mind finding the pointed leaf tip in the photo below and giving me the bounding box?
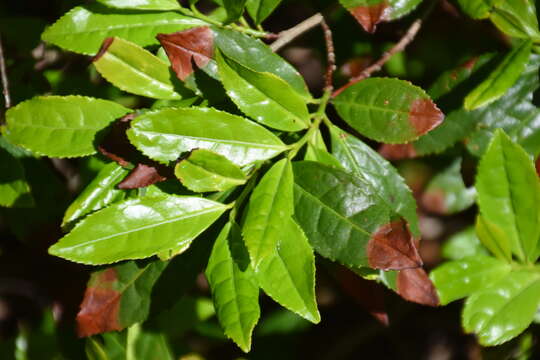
[397,268,439,307]
[409,98,445,136]
[349,2,390,33]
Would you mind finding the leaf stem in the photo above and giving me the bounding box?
[229,171,261,220]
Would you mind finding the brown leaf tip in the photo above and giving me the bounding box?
[118,163,167,189]
[349,2,390,33]
[93,37,115,62]
[397,268,440,307]
[409,98,445,136]
[378,143,417,161]
[367,219,423,270]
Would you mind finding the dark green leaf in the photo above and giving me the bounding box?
[246,0,283,24]
[222,0,248,23]
[0,146,33,208]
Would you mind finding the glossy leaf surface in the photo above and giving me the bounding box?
[42,5,204,55]
[246,0,283,24]
[0,146,33,208]
[175,149,246,192]
[490,0,540,40]
[333,78,444,143]
[216,51,309,131]
[97,0,181,10]
[49,195,229,264]
[4,96,130,158]
[127,107,287,166]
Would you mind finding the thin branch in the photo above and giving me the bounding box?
[321,18,336,92]
[271,13,323,52]
[0,35,11,109]
[332,19,422,97]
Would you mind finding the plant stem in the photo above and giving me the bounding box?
[229,170,261,220]
[271,13,324,52]
[321,18,336,92]
[0,34,11,109]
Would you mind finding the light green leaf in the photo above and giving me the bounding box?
[304,144,342,168]
[97,0,181,10]
[462,271,540,346]
[465,40,532,110]
[205,223,260,352]
[476,215,513,263]
[42,5,204,55]
[430,256,511,305]
[246,0,283,24]
[93,37,186,100]
[0,146,33,208]
[4,96,130,158]
[216,50,309,132]
[175,149,247,193]
[476,130,540,262]
[254,218,320,323]
[333,78,444,143]
[62,162,129,228]
[490,0,540,40]
[49,195,229,265]
[456,0,499,19]
[127,107,287,166]
[330,126,419,235]
[442,227,488,260]
[243,159,294,267]
[339,0,422,32]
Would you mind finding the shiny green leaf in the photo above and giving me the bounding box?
[62,162,129,228]
[476,215,513,262]
[304,145,342,168]
[490,0,540,40]
[254,218,320,323]
[430,256,511,305]
[49,195,229,264]
[456,0,499,19]
[97,0,181,10]
[333,78,444,143]
[175,149,247,193]
[42,5,204,55]
[465,40,532,110]
[0,146,33,208]
[205,223,260,352]
[462,271,540,346]
[222,0,248,23]
[216,50,309,132]
[476,130,540,262]
[246,0,282,24]
[4,96,130,158]
[93,37,185,100]
[127,107,287,166]
[442,227,488,260]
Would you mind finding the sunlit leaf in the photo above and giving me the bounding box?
[97,0,181,10]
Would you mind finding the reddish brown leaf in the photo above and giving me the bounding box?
[378,143,417,161]
[98,117,136,167]
[76,268,122,337]
[93,37,114,62]
[408,98,445,136]
[421,188,447,214]
[118,163,167,189]
[397,268,440,307]
[349,2,390,33]
[367,219,423,270]
[157,27,214,81]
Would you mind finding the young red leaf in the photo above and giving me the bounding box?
[348,2,390,33]
[157,26,214,81]
[378,143,417,160]
[117,163,167,189]
[397,268,440,307]
[367,219,422,270]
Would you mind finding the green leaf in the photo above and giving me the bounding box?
[62,162,129,228]
[77,260,167,336]
[0,146,33,208]
[339,0,422,32]
[465,40,532,110]
[456,0,499,19]
[462,271,540,346]
[333,78,444,144]
[442,227,488,260]
[476,130,540,262]
[175,149,247,193]
[304,145,342,168]
[4,96,130,158]
[243,159,294,267]
[490,0,540,40]
[216,50,309,132]
[127,107,287,166]
[97,0,181,10]
[93,37,186,100]
[246,0,283,24]
[292,161,392,268]
[42,5,204,55]
[49,195,229,264]
[476,215,513,262]
[205,223,260,352]
[430,256,511,305]
[254,218,320,323]
[421,159,476,215]
[330,126,419,235]
[222,0,248,23]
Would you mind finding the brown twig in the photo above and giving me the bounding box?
[0,34,11,109]
[270,13,324,52]
[321,18,336,92]
[332,19,422,97]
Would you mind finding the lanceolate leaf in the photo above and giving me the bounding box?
[243,159,294,267]
[205,223,260,352]
[216,51,309,132]
[333,78,444,144]
[476,130,540,262]
[254,218,320,323]
[127,107,287,166]
[77,260,167,337]
[42,5,204,55]
[93,37,184,100]
[0,146,33,208]
[490,0,540,40]
[465,40,532,110]
[62,162,129,227]
[175,149,246,193]
[49,195,229,264]
[330,126,419,235]
[246,0,283,24]
[97,0,181,10]
[4,96,130,158]
[462,271,540,346]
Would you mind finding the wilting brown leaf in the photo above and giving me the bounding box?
[367,219,423,270]
[118,163,167,189]
[77,268,122,337]
[421,188,447,214]
[378,143,417,161]
[408,98,444,136]
[157,27,214,81]
[348,2,390,33]
[397,268,440,307]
